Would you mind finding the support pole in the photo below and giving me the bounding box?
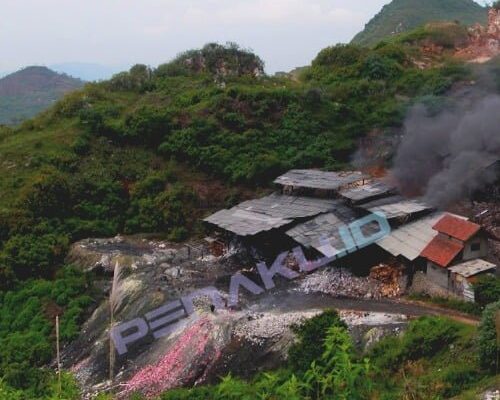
[56,315,62,396]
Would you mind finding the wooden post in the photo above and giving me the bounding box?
[56,315,62,396]
[495,310,500,375]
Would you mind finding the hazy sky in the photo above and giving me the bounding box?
[1,0,489,74]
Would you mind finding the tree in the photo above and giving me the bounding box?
[474,276,500,307]
[478,300,500,373]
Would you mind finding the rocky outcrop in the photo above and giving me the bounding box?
[456,8,500,63]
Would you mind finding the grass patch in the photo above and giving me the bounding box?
[408,293,482,316]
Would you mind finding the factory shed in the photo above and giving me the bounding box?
[274,169,368,195]
[338,181,396,205]
[359,196,432,223]
[285,204,358,258]
[203,193,339,237]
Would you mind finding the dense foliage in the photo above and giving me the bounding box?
[0,266,91,398]
[478,300,500,372]
[0,40,471,290]
[475,276,500,308]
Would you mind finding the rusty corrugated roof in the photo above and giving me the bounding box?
[420,235,464,268]
[433,215,480,242]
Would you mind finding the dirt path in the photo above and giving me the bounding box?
[250,291,480,326]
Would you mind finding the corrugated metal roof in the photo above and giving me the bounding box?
[339,181,396,204]
[433,215,481,242]
[376,212,449,261]
[285,204,382,257]
[449,259,497,278]
[274,169,368,191]
[204,193,339,236]
[420,235,464,268]
[361,196,432,219]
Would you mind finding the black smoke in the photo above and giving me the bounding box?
[391,95,500,207]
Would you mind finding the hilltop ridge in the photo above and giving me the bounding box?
[352,0,487,47]
[0,66,83,125]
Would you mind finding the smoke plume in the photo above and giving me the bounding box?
[392,95,500,207]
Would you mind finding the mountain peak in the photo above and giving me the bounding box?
[0,66,84,125]
[352,0,487,47]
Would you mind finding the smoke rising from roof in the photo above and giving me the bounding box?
[392,95,500,207]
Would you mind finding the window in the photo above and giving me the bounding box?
[470,242,481,252]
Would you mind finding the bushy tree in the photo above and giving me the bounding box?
[20,170,71,219]
[474,276,500,307]
[288,310,347,375]
[312,44,365,68]
[478,300,500,372]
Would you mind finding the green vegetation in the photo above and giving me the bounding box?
[0,41,471,288]
[0,66,83,126]
[0,37,494,398]
[478,301,500,372]
[0,266,92,398]
[408,293,483,315]
[475,276,500,308]
[351,0,487,47]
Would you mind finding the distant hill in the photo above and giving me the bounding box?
[352,0,487,47]
[0,66,84,125]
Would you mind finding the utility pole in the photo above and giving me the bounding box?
[56,315,62,396]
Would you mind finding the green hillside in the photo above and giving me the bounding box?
[0,41,499,399]
[0,66,83,126]
[352,0,487,47]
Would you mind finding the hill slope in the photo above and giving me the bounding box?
[0,66,84,125]
[352,0,487,47]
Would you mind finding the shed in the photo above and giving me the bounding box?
[203,193,339,237]
[274,169,368,193]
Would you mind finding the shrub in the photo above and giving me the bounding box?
[0,267,90,394]
[2,233,69,279]
[474,276,500,308]
[19,170,71,219]
[288,310,347,375]
[478,300,500,372]
[441,363,481,397]
[401,316,461,359]
[370,316,463,371]
[312,44,364,68]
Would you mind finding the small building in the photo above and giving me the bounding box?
[420,215,496,300]
[448,259,497,301]
[376,212,458,268]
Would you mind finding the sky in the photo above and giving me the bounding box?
[0,0,490,76]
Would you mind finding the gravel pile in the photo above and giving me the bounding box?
[233,310,321,346]
[296,268,385,299]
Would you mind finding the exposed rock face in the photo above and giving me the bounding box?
[62,236,412,399]
[456,8,500,62]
